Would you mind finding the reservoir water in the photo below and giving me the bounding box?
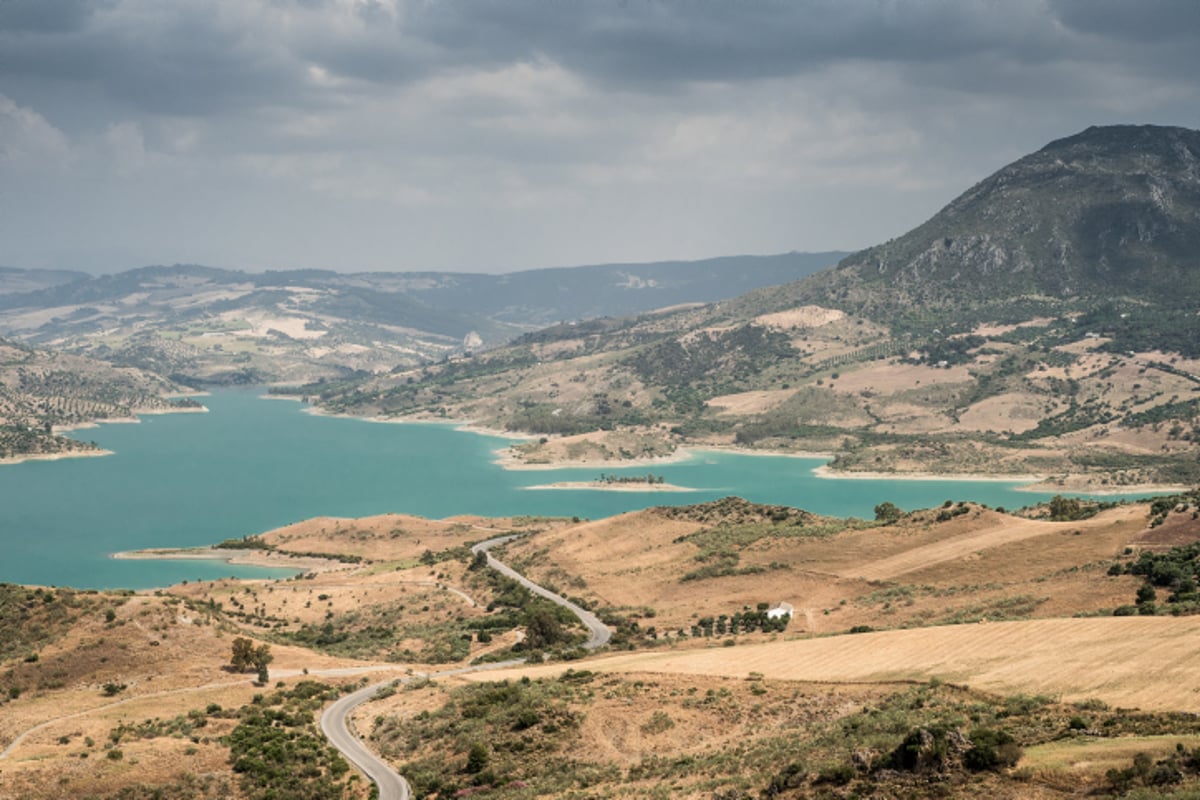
[0,389,1107,589]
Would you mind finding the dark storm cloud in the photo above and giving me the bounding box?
[0,2,307,118]
[0,0,105,33]
[2,0,1200,273]
[1050,0,1200,43]
[2,1,1197,122]
[413,0,1064,86]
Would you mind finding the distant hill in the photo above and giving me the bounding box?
[0,266,88,296]
[0,253,843,384]
[298,125,1200,487]
[396,252,846,325]
[0,335,197,460]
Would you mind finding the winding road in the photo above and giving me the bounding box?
[318,534,611,800]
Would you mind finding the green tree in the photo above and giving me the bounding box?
[874,502,903,524]
[230,637,256,672]
[523,605,565,649]
[469,549,489,571]
[253,643,273,683]
[1136,584,1158,605]
[465,741,489,774]
[1049,495,1083,521]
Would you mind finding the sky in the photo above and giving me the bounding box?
[1,1,1198,274]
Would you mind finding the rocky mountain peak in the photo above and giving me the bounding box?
[838,124,1200,303]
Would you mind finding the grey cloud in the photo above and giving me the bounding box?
[3,0,1197,124]
[2,0,1200,274]
[0,0,106,33]
[1050,0,1200,43]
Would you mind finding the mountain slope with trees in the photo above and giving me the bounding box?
[0,336,198,461]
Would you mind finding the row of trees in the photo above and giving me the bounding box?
[691,605,790,637]
[597,473,666,485]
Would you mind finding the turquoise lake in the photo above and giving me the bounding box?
[0,389,1104,589]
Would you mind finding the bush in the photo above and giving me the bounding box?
[964,727,1021,771]
[815,763,855,785]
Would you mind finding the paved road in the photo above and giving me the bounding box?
[318,533,611,799]
[471,535,611,649]
[321,683,412,800]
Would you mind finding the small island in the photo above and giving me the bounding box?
[524,472,696,492]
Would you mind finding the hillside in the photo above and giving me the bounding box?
[0,253,842,386]
[5,495,1200,798]
[0,336,201,461]
[838,124,1200,309]
[298,126,1200,489]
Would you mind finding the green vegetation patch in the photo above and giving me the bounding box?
[661,498,852,583]
[374,672,595,798]
[0,584,114,663]
[372,671,1200,799]
[228,681,353,800]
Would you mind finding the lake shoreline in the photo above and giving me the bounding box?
[111,546,342,576]
[270,396,1184,496]
[0,448,114,466]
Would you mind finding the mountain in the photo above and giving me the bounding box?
[0,253,843,385]
[298,125,1200,488]
[818,124,1200,323]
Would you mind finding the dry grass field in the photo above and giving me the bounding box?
[495,499,1152,637]
[2,494,1199,798]
[483,615,1200,713]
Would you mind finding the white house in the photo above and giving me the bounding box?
[767,602,794,620]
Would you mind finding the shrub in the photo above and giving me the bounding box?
[964,727,1021,771]
[815,763,855,785]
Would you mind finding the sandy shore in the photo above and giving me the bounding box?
[494,446,696,471]
[53,417,139,432]
[53,404,208,432]
[112,546,344,575]
[134,405,209,416]
[1016,480,1189,496]
[811,464,1183,496]
[0,448,113,466]
[811,464,1044,484]
[523,481,697,492]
